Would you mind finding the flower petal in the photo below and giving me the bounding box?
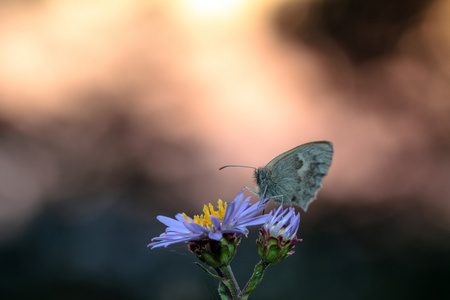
[208,230,223,241]
[210,215,221,231]
[149,191,269,249]
[222,191,244,225]
[183,221,210,235]
[148,234,203,249]
[157,215,183,228]
[237,215,269,227]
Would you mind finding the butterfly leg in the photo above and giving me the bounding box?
[270,194,284,206]
[242,186,268,211]
[242,186,258,195]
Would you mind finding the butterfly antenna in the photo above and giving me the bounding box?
[219,165,257,171]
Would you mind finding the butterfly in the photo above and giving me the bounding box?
[220,141,333,211]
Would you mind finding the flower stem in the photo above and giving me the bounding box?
[218,281,232,300]
[217,264,241,299]
[240,260,270,299]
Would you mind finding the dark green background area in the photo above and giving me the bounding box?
[1,196,449,300]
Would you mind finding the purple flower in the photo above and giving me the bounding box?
[148,191,269,249]
[264,206,301,241]
[257,206,302,264]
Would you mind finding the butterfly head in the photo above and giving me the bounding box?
[255,168,271,187]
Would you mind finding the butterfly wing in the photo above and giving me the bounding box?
[261,141,333,211]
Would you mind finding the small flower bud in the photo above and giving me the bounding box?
[257,206,302,264]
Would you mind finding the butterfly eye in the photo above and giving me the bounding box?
[260,170,270,181]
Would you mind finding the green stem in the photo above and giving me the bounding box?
[217,264,241,299]
[240,260,270,299]
[218,281,232,300]
[215,261,270,299]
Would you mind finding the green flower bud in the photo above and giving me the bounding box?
[189,233,241,268]
[257,207,302,264]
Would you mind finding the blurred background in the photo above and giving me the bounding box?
[0,0,449,299]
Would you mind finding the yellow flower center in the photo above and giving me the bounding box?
[183,200,228,230]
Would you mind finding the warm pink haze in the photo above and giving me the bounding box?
[1,0,450,231]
